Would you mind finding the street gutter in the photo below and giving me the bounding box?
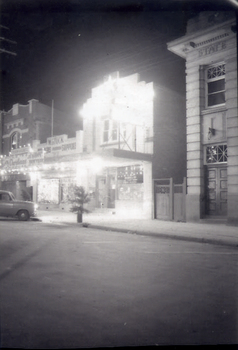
[83,223,238,248]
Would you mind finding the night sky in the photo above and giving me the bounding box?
[0,0,236,127]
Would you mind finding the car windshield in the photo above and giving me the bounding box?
[9,192,15,200]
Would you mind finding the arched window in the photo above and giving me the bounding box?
[11,132,20,150]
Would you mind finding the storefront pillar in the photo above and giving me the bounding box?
[143,161,153,219]
[31,177,38,203]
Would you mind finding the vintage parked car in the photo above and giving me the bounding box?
[0,190,37,221]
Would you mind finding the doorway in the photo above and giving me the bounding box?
[205,166,227,216]
[96,174,115,209]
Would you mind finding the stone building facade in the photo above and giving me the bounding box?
[168,11,238,224]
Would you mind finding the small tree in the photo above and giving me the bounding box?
[69,185,90,223]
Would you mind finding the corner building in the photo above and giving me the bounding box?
[168,11,238,224]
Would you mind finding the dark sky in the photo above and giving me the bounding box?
[0,0,236,127]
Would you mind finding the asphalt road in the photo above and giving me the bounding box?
[1,219,238,348]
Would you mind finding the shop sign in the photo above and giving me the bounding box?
[1,173,29,181]
[12,158,28,166]
[117,165,143,184]
[2,154,28,167]
[28,151,43,159]
[1,135,77,171]
[47,135,67,145]
[2,150,44,168]
[39,142,76,153]
[1,158,12,167]
[62,143,76,151]
[28,158,43,165]
[44,146,52,154]
[10,148,29,155]
[52,146,62,151]
[11,153,28,165]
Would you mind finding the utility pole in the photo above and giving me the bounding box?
[51,100,54,137]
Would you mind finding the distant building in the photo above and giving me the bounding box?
[0,99,76,156]
[168,11,238,224]
[0,73,186,219]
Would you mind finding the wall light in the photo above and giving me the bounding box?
[189,42,196,48]
[208,127,215,140]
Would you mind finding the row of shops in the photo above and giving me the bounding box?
[0,132,153,219]
[0,73,154,219]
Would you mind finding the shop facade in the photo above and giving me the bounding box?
[0,73,154,219]
[168,11,238,224]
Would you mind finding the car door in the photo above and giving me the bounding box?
[0,193,15,216]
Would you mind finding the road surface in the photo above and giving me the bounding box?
[1,218,237,348]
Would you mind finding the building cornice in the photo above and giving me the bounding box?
[167,18,236,59]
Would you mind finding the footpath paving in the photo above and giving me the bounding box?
[35,209,238,248]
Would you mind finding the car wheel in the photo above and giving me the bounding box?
[18,210,29,221]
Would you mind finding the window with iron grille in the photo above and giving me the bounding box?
[206,63,225,107]
[206,144,227,163]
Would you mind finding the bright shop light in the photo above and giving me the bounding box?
[79,73,154,126]
[91,157,104,173]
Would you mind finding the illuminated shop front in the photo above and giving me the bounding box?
[0,144,152,218]
[78,72,154,218]
[0,73,154,218]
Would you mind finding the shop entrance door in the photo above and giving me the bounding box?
[96,176,107,208]
[206,166,227,216]
[96,175,115,209]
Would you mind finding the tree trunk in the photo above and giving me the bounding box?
[77,212,82,223]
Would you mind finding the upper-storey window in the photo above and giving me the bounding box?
[206,63,225,108]
[111,120,118,141]
[103,119,118,143]
[11,131,20,150]
[103,120,109,142]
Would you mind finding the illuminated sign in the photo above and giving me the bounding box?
[62,143,76,151]
[117,165,143,184]
[47,135,68,145]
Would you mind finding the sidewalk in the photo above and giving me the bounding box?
[36,209,238,248]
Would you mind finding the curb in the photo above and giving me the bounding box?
[33,218,238,248]
[84,223,238,248]
[31,217,42,222]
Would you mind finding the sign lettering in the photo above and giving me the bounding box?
[199,41,226,57]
